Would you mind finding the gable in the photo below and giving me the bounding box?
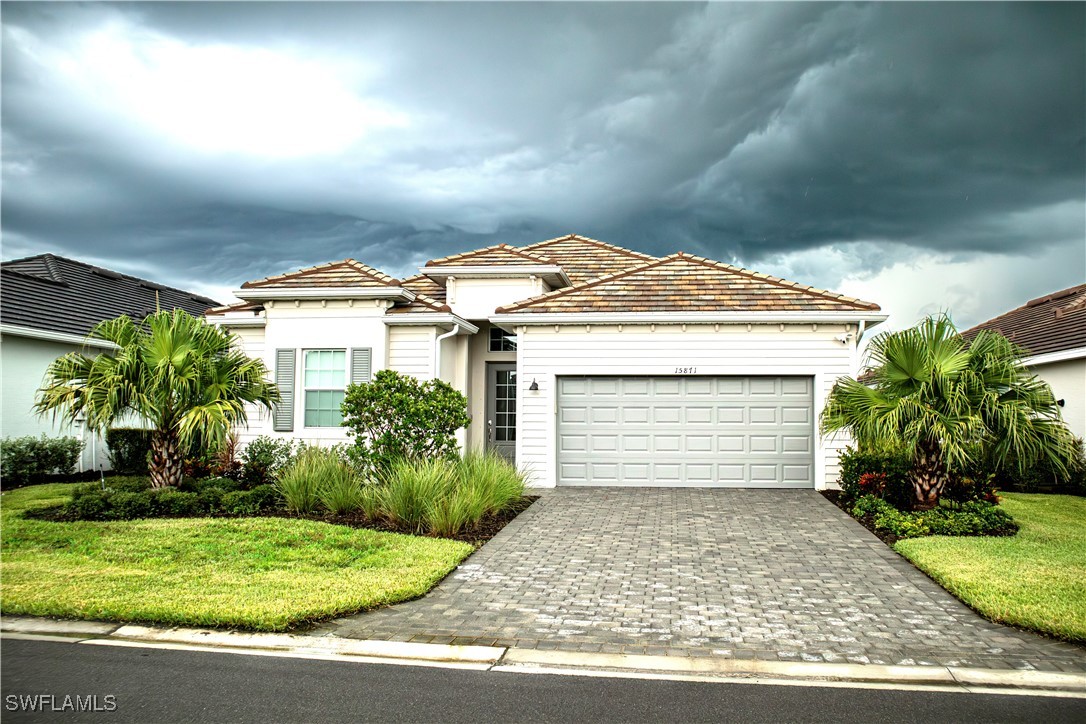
[497,253,880,314]
[241,259,400,289]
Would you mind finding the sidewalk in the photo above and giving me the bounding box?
[3,616,1084,696]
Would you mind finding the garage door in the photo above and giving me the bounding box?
[557,376,814,487]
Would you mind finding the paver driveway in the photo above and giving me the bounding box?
[317,489,1086,672]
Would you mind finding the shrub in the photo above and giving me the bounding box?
[275,446,352,514]
[69,490,112,520]
[1,435,84,485]
[341,370,470,476]
[212,432,243,480]
[150,489,203,517]
[839,447,914,509]
[109,491,154,520]
[852,494,1017,539]
[241,436,295,487]
[982,438,1086,496]
[105,429,152,474]
[457,451,527,514]
[221,485,280,516]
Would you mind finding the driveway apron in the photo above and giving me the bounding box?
[317,489,1086,672]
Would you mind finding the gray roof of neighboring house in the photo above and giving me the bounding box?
[1,253,221,338]
[961,283,1086,358]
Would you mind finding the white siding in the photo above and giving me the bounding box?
[388,326,436,379]
[447,277,545,319]
[515,323,859,489]
[0,334,110,471]
[1033,358,1086,440]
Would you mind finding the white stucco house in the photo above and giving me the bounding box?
[208,234,887,489]
[962,284,1086,441]
[0,254,221,472]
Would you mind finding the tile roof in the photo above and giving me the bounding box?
[496,252,881,314]
[517,234,657,284]
[424,243,555,267]
[241,259,400,289]
[1,253,221,337]
[399,273,447,303]
[960,284,1086,357]
[388,274,453,314]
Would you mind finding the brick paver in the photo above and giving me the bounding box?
[316,489,1086,671]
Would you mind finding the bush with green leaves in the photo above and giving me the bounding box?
[341,370,470,476]
[55,477,280,521]
[850,494,1017,539]
[240,436,295,486]
[105,428,153,474]
[838,447,914,509]
[1,435,84,485]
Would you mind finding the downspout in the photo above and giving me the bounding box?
[434,324,460,380]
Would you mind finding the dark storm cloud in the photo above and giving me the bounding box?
[2,1,1083,317]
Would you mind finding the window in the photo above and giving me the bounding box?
[489,327,517,352]
[303,349,346,427]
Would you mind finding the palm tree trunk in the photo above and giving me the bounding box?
[911,439,947,509]
[149,429,183,488]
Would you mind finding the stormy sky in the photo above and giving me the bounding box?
[2,2,1083,330]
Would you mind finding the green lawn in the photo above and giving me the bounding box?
[895,493,1086,643]
[0,484,473,631]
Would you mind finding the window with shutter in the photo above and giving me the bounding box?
[273,349,296,432]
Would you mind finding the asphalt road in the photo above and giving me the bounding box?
[1,639,1083,723]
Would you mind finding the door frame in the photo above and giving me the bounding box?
[485,362,517,463]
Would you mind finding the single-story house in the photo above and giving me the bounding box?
[962,284,1086,441]
[209,235,885,489]
[0,253,221,471]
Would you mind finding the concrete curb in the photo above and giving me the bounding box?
[3,616,1084,695]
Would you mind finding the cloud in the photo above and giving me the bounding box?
[1,2,1082,321]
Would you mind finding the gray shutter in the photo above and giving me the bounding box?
[274,349,296,432]
[350,348,372,385]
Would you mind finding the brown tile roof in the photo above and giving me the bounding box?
[961,284,1086,357]
[424,243,555,267]
[517,234,657,284]
[241,259,401,289]
[496,252,881,314]
[206,300,264,316]
[400,273,447,303]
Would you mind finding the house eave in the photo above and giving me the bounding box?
[233,287,416,303]
[206,314,266,328]
[383,314,479,334]
[421,265,571,288]
[489,311,889,329]
[1024,347,1086,366]
[0,323,119,350]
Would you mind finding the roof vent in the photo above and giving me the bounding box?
[93,268,123,280]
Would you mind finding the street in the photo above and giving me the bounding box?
[2,639,1083,723]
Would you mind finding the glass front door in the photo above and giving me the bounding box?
[486,363,517,463]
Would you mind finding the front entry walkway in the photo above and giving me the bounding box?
[316,489,1086,672]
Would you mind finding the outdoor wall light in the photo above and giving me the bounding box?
[529,379,539,391]
[1057,399,1065,407]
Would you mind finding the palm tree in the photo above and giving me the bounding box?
[36,309,279,488]
[821,315,1076,508]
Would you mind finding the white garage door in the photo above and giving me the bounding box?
[556,376,814,487]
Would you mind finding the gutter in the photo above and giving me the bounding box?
[0,323,118,350]
[434,324,460,379]
[489,311,889,327]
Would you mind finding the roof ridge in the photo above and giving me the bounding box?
[496,252,880,313]
[519,233,657,261]
[2,253,218,301]
[424,242,555,267]
[241,258,399,289]
[674,252,881,311]
[495,255,671,312]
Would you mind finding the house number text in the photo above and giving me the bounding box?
[674,367,697,374]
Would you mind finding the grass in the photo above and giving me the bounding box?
[895,493,1086,643]
[0,483,473,631]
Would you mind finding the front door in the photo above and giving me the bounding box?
[486,363,517,463]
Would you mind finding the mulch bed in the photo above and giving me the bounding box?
[23,496,539,547]
[821,489,903,546]
[271,496,539,545]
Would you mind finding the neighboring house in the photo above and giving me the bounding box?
[1,254,221,471]
[209,234,886,489]
[962,284,1086,441]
